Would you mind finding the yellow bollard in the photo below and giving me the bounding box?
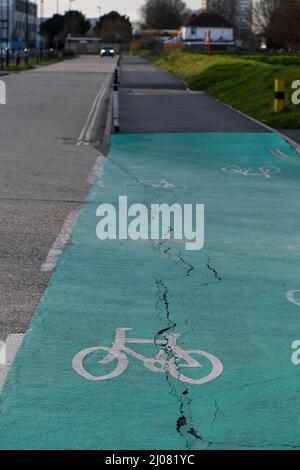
[274,79,285,113]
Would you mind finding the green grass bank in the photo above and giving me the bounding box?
[139,51,300,129]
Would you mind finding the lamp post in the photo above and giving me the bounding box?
[40,0,44,52]
[5,0,9,66]
[69,0,75,11]
[25,0,29,49]
[6,0,9,49]
[40,0,44,21]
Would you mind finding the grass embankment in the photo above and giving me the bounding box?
[141,51,300,129]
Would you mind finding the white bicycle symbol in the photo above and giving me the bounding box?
[287,290,300,307]
[72,328,223,385]
[222,166,280,179]
[139,179,176,189]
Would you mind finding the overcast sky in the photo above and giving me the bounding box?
[43,0,203,22]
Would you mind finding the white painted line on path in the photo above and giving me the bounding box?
[0,334,25,392]
[40,210,80,272]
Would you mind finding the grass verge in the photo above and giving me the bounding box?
[139,51,300,129]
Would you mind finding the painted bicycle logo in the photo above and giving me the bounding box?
[287,290,300,307]
[287,290,300,365]
[222,166,280,179]
[72,328,223,385]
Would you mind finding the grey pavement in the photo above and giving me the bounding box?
[0,55,116,340]
[281,129,300,146]
[119,56,267,134]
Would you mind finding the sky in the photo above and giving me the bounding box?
[43,0,203,22]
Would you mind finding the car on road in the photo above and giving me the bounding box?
[100,47,115,58]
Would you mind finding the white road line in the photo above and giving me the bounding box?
[269,148,300,165]
[77,82,106,145]
[212,96,300,155]
[87,154,106,185]
[40,210,80,272]
[77,75,111,146]
[85,76,111,142]
[0,334,25,392]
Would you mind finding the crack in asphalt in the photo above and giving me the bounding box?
[154,278,202,449]
[213,400,219,424]
[178,252,194,278]
[206,257,222,283]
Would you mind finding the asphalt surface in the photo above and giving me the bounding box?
[282,129,300,145]
[0,55,116,340]
[119,56,266,133]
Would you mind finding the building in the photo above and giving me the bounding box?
[180,12,235,48]
[239,0,252,32]
[0,0,38,51]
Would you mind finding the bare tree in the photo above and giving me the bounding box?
[141,0,191,29]
[207,0,239,26]
[254,0,300,50]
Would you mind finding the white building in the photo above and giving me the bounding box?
[180,12,234,45]
[239,0,252,31]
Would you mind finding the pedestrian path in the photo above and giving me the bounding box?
[119,56,265,134]
[1,132,300,449]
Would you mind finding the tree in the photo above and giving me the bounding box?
[254,0,300,50]
[141,0,191,30]
[40,14,65,49]
[207,0,239,26]
[63,11,91,37]
[94,11,132,43]
[40,11,90,49]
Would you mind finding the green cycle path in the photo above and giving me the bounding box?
[1,131,300,449]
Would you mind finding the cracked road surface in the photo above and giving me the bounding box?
[1,57,300,450]
[1,132,300,449]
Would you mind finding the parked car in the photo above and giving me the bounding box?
[100,47,115,58]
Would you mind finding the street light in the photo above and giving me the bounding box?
[40,0,44,20]
[69,0,75,11]
[6,0,9,50]
[25,0,29,49]
[40,0,45,51]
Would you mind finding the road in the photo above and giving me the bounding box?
[1,56,300,450]
[0,55,115,341]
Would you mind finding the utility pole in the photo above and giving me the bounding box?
[40,0,44,51]
[1,0,3,58]
[4,0,9,66]
[6,0,9,49]
[25,0,29,49]
[57,0,59,14]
